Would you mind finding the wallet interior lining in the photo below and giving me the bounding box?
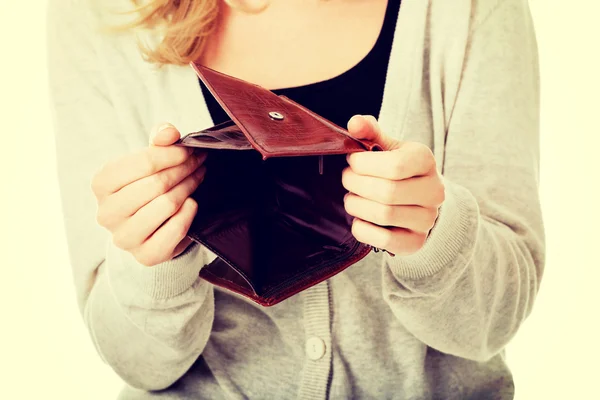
[183,121,254,151]
[188,149,361,297]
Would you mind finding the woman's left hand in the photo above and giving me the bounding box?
[342,115,446,256]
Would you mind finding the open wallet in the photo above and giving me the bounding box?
[175,63,390,306]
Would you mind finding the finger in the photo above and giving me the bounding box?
[346,142,436,180]
[132,197,199,267]
[98,153,207,229]
[172,237,195,258]
[92,145,194,199]
[111,167,205,250]
[346,115,401,151]
[351,218,427,256]
[149,122,182,147]
[342,167,445,207]
[344,193,437,233]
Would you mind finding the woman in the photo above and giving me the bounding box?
[47,0,545,399]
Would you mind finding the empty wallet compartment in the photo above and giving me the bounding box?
[186,151,370,306]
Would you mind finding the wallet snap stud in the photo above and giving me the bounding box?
[268,111,284,121]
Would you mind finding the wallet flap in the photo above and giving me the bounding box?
[191,63,379,159]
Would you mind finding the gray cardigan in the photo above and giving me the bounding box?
[47,0,545,398]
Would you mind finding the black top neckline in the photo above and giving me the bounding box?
[271,0,400,94]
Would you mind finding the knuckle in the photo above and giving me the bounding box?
[172,147,191,165]
[432,184,446,205]
[143,148,160,174]
[135,251,159,267]
[390,156,405,179]
[172,221,190,242]
[90,176,101,196]
[418,144,434,159]
[152,171,172,194]
[406,143,431,169]
[185,197,199,214]
[381,181,398,204]
[95,208,110,228]
[111,231,129,250]
[420,147,436,170]
[90,165,109,195]
[381,192,395,206]
[438,176,446,193]
[378,204,395,225]
[161,193,182,215]
[438,185,446,203]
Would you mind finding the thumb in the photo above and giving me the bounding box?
[347,115,401,151]
[150,122,181,147]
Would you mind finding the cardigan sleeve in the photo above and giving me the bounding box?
[382,0,545,362]
[47,0,215,390]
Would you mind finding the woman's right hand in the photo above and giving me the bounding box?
[91,123,207,267]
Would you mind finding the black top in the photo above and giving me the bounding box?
[200,0,400,129]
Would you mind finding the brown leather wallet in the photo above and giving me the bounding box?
[176,63,384,306]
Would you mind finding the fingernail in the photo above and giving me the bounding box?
[150,123,174,143]
[347,115,360,131]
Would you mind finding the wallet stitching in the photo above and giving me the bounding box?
[192,212,364,300]
[259,240,364,298]
[194,225,361,300]
[262,243,371,302]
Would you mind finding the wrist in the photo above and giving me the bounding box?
[385,178,479,281]
[105,239,210,306]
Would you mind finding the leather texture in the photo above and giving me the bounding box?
[176,63,381,306]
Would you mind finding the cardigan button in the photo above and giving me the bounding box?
[306,337,326,360]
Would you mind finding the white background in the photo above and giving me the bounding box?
[1,0,598,399]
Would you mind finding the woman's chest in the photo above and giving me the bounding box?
[199,0,388,90]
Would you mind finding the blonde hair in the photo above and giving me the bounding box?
[123,0,268,66]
